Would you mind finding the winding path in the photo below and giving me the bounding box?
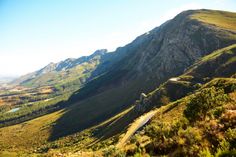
[116,110,157,148]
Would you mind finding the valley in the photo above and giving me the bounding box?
[0,9,236,157]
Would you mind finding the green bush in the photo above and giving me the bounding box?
[184,87,229,121]
[199,148,214,157]
[103,146,126,157]
[216,150,236,157]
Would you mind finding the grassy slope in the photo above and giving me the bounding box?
[0,110,64,152]
[120,78,236,156]
[0,10,236,156]
[89,44,236,155]
[185,43,236,79]
[0,102,134,154]
[190,9,236,31]
[47,9,236,141]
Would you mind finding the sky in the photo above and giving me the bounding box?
[0,0,236,77]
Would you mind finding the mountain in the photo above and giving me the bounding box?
[118,77,236,157]
[85,43,236,145]
[112,45,236,156]
[0,9,236,156]
[134,43,236,112]
[49,9,236,139]
[12,49,108,89]
[1,37,235,157]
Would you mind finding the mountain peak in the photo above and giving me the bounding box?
[91,49,108,56]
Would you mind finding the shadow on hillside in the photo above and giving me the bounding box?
[48,69,171,141]
[47,69,142,141]
[47,43,175,141]
[48,86,139,141]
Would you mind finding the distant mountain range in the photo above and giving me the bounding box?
[12,49,108,89]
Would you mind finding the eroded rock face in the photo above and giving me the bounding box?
[122,10,236,85]
[93,10,236,115]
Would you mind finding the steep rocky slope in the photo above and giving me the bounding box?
[134,44,236,112]
[1,37,235,157]
[0,9,236,156]
[50,9,236,139]
[86,43,236,144]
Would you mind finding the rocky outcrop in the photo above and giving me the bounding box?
[135,93,151,112]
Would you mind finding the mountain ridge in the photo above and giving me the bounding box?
[12,49,108,88]
[0,9,236,156]
[47,9,236,140]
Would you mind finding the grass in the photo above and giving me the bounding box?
[184,44,236,78]
[0,9,236,156]
[0,110,64,152]
[190,10,236,31]
[121,78,236,156]
[0,94,136,154]
[49,77,145,140]
[201,44,236,62]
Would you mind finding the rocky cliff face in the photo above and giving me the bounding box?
[135,43,236,113]
[123,10,236,82]
[84,10,236,96]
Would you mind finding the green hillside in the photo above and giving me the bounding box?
[117,78,236,156]
[47,9,236,140]
[0,9,236,157]
[0,43,235,157]
[190,9,236,31]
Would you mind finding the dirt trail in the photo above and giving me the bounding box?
[117,110,157,148]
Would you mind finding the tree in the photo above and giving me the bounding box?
[184,87,229,121]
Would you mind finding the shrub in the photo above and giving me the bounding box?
[199,148,214,157]
[216,150,236,157]
[225,128,236,149]
[184,87,229,121]
[103,146,126,157]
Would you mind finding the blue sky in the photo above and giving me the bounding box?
[0,0,236,76]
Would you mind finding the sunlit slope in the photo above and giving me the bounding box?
[1,9,236,156]
[120,78,236,156]
[0,110,64,151]
[94,43,236,148]
[49,9,236,140]
[0,102,134,153]
[190,9,236,31]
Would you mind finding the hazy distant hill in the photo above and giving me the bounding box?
[0,76,16,84]
[12,49,108,89]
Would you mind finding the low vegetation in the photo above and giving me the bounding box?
[191,9,236,31]
[0,9,236,157]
